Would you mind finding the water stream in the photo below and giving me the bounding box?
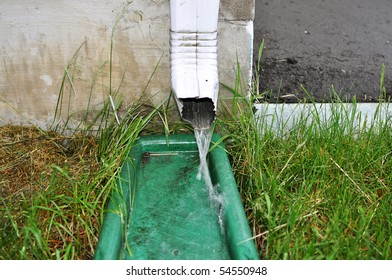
[194,128,224,232]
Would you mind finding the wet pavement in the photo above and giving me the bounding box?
[253,0,392,102]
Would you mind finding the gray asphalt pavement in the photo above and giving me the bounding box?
[253,0,392,102]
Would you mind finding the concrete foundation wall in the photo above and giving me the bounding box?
[0,0,255,129]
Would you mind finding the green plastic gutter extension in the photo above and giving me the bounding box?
[94,134,259,260]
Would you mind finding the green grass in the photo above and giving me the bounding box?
[0,104,156,260]
[3,89,391,259]
[216,79,392,259]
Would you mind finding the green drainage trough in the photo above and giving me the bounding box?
[94,134,258,260]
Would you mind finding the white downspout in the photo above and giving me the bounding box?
[170,0,220,129]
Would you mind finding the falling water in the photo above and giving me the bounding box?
[194,128,224,232]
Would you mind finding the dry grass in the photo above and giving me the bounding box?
[0,125,99,198]
[1,125,101,259]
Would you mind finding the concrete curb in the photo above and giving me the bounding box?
[254,103,392,134]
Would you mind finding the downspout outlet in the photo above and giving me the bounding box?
[170,0,220,129]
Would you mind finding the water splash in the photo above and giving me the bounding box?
[194,128,224,232]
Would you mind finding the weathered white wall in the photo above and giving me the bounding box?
[0,0,254,129]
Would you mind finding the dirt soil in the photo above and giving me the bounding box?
[253,0,392,102]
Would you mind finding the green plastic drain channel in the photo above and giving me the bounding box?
[94,134,259,260]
